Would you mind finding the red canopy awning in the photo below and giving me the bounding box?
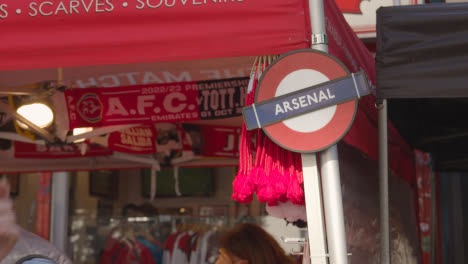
[1,0,310,71]
[0,0,414,186]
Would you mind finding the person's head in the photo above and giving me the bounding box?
[216,223,295,264]
[139,203,158,217]
[121,203,141,218]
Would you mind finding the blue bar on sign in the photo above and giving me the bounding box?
[242,72,370,130]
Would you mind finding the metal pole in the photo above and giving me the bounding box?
[302,153,328,264]
[378,99,390,264]
[309,0,348,263]
[320,146,348,264]
[50,172,70,253]
[309,0,328,53]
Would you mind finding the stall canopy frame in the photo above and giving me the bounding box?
[376,2,468,264]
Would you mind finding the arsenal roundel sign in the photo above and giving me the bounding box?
[242,49,370,153]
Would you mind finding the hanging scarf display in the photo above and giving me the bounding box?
[232,56,305,206]
[63,77,249,130]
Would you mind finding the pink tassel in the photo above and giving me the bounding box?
[232,175,254,203]
[287,172,305,205]
[294,152,304,185]
[234,55,307,206]
[272,144,288,203]
[245,128,263,188]
[232,122,246,201]
[232,123,254,203]
[232,59,259,203]
[283,151,304,205]
[256,137,275,203]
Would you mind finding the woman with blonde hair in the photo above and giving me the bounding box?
[215,223,296,264]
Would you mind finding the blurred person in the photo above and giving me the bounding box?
[0,177,19,261]
[121,203,142,219]
[0,178,71,264]
[215,223,296,264]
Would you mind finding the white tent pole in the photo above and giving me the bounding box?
[302,153,327,264]
[310,0,349,263]
[50,171,70,254]
[302,1,329,263]
[378,99,390,264]
[66,124,139,143]
[320,145,348,264]
[0,132,46,145]
[51,57,69,256]
[309,0,328,54]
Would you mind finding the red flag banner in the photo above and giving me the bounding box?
[96,123,240,158]
[65,78,248,129]
[14,141,112,158]
[107,125,157,154]
[187,125,241,158]
[12,124,239,159]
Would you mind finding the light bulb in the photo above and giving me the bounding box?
[73,127,93,143]
[16,103,54,129]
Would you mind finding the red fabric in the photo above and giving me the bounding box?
[324,0,415,188]
[1,0,309,71]
[100,238,156,264]
[334,0,362,13]
[14,141,113,158]
[198,126,241,158]
[64,78,248,129]
[164,232,179,257]
[100,237,124,264]
[64,83,200,129]
[364,42,377,54]
[115,241,156,264]
[178,233,192,257]
[108,125,157,154]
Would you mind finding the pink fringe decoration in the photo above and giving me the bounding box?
[256,136,275,204]
[231,123,254,203]
[232,63,258,204]
[232,56,305,206]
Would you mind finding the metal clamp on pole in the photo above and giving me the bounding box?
[281,237,307,256]
[312,33,328,45]
[290,250,305,255]
[281,236,306,244]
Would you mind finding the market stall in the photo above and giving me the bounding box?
[0,0,422,263]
